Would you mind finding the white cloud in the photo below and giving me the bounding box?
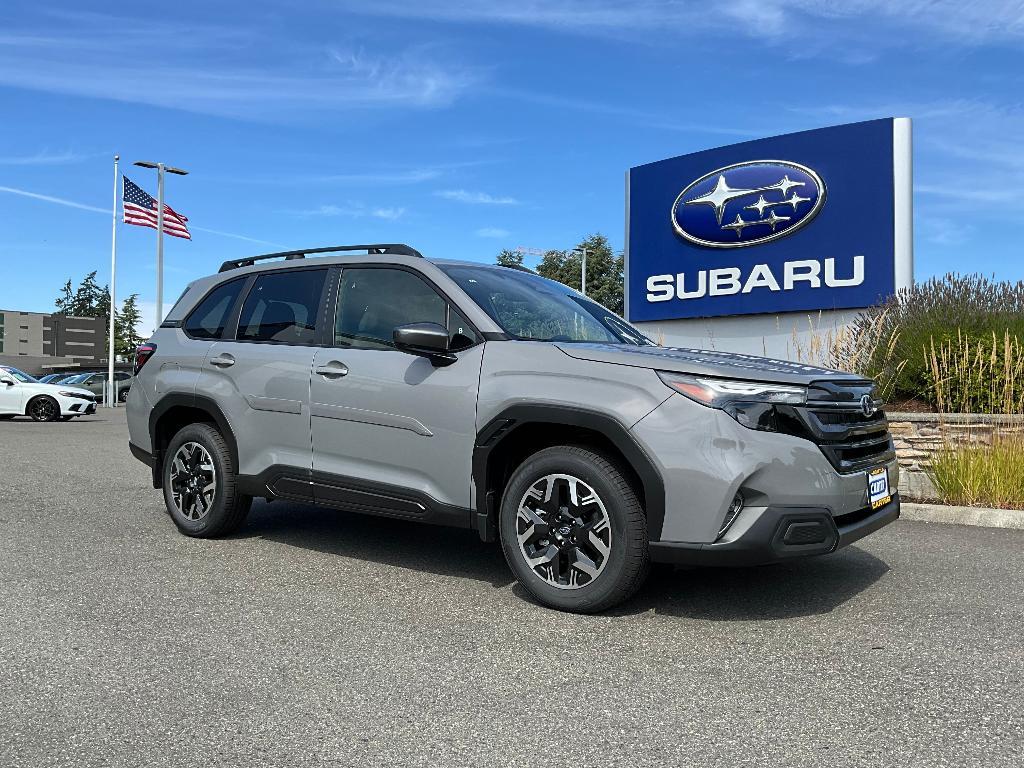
[476,227,510,238]
[0,149,100,166]
[0,16,478,121]
[0,185,107,214]
[435,189,520,205]
[313,169,442,185]
[337,0,1024,44]
[0,184,274,242]
[296,203,406,220]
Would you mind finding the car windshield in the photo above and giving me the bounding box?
[1,366,38,383]
[440,264,653,345]
[63,374,89,384]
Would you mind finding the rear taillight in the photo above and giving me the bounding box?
[135,343,157,375]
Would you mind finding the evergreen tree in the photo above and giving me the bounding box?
[536,234,624,314]
[55,280,75,315]
[115,294,144,357]
[495,249,525,269]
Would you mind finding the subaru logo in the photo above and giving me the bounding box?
[671,160,826,248]
[860,394,876,417]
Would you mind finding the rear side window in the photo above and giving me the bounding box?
[183,279,244,340]
[237,269,328,344]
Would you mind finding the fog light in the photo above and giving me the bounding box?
[719,492,745,538]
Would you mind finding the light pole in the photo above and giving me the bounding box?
[133,161,188,326]
[574,247,589,296]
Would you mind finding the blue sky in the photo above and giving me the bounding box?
[2,1,1023,330]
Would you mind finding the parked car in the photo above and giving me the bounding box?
[0,366,97,421]
[127,243,900,613]
[72,371,134,403]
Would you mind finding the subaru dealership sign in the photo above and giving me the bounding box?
[625,118,912,322]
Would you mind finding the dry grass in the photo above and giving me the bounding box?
[926,330,1024,415]
[929,436,1024,509]
[924,331,1024,509]
[789,309,906,402]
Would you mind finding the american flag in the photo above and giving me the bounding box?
[122,176,191,240]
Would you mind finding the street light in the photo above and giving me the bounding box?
[133,161,188,328]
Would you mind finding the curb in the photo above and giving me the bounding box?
[901,502,1024,530]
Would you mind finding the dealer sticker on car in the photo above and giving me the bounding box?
[867,467,892,510]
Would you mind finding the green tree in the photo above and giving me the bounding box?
[55,271,110,318]
[495,249,525,269]
[115,294,144,357]
[536,233,624,314]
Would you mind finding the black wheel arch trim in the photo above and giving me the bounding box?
[472,404,667,543]
[148,393,240,489]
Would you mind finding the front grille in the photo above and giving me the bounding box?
[786,380,895,474]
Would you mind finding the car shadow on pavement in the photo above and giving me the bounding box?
[607,546,891,620]
[241,499,890,619]
[239,499,516,589]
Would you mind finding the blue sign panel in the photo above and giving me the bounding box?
[627,119,897,322]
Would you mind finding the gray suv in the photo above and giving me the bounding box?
[127,243,900,613]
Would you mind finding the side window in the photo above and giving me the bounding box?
[335,268,446,350]
[237,269,327,344]
[183,279,244,340]
[115,372,131,381]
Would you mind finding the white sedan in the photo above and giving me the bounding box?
[0,366,98,422]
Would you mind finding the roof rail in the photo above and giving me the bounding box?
[218,243,423,273]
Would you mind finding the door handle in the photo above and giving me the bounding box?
[315,361,349,379]
[209,354,235,368]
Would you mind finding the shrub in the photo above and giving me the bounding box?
[849,274,1024,406]
[928,435,1024,509]
[926,331,1024,414]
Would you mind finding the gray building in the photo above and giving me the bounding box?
[0,310,107,375]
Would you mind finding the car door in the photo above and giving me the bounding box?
[309,266,483,522]
[199,267,330,481]
[0,370,24,414]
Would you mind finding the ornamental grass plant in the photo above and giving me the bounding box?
[924,333,1024,509]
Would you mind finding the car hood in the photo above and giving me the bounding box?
[554,343,866,386]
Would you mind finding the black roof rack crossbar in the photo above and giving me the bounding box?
[218,243,423,273]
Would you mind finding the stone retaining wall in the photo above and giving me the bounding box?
[888,412,1024,500]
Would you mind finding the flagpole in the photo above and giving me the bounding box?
[108,155,119,408]
[156,163,165,326]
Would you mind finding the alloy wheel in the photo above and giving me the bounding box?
[515,473,612,590]
[30,398,57,422]
[169,442,217,520]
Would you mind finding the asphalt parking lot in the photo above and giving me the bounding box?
[1,410,1021,767]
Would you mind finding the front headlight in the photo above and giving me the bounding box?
[657,372,807,433]
[59,390,92,400]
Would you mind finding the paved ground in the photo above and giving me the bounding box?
[1,410,1022,767]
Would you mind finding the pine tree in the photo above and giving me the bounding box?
[115,294,144,357]
[495,249,525,269]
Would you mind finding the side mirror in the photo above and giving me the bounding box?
[393,322,456,366]
[0,376,15,387]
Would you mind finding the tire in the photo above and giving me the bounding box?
[118,388,129,403]
[162,422,251,537]
[499,445,649,614]
[27,395,60,422]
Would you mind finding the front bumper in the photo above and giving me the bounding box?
[649,494,900,566]
[62,398,97,415]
